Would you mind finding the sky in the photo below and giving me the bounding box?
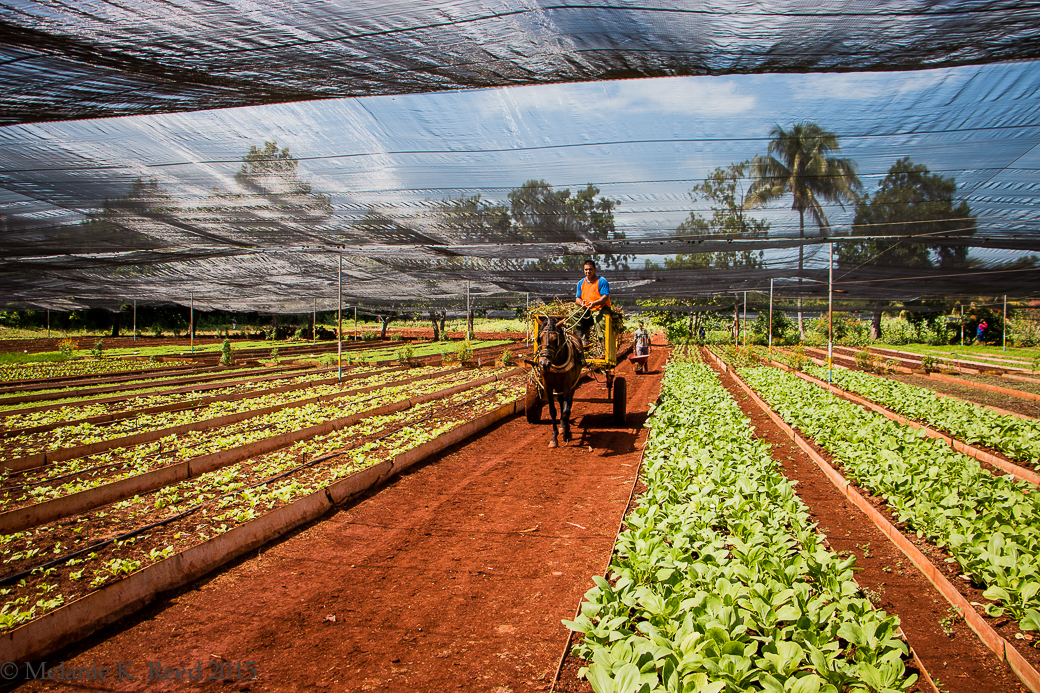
[1,59,1038,251]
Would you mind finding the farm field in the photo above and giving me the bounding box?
[3,336,1039,692]
[698,350,1040,689]
[3,339,668,692]
[0,341,518,642]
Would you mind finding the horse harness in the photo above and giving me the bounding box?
[537,322,583,374]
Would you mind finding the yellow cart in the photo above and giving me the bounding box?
[525,307,626,425]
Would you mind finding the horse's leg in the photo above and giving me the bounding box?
[547,391,559,448]
[561,391,573,442]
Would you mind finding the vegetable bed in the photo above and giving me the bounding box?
[564,352,918,693]
[0,364,451,458]
[802,364,1040,468]
[0,375,524,637]
[0,359,194,383]
[738,366,1040,635]
[0,366,507,513]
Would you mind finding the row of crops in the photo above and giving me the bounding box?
[566,351,919,693]
[1,348,523,637]
[0,358,194,383]
[725,345,1040,471]
[2,365,494,509]
[736,366,1040,633]
[798,364,1040,468]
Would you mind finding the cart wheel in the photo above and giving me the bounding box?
[612,376,627,425]
[525,383,543,424]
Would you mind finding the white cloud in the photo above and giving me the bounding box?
[475,76,757,117]
[791,69,959,101]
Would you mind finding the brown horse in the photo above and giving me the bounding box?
[534,316,585,448]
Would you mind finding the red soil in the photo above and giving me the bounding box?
[12,346,667,691]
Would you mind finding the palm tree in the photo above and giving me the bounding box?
[745,122,861,336]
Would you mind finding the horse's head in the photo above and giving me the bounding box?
[536,316,565,372]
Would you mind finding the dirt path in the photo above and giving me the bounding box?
[706,355,1028,693]
[10,349,667,692]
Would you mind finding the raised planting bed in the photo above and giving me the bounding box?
[562,352,925,693]
[706,351,1040,693]
[0,364,405,434]
[928,373,1040,403]
[0,362,314,406]
[0,376,526,664]
[732,365,1040,641]
[0,359,200,387]
[797,363,1040,470]
[777,364,1040,487]
[0,365,451,460]
[0,367,521,531]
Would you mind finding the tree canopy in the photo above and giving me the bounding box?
[745,122,861,237]
[837,157,976,270]
[659,161,770,270]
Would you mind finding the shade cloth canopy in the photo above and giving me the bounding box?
[2,0,1039,311]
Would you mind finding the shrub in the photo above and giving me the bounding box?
[455,340,474,363]
[395,344,415,363]
[219,339,234,366]
[499,349,514,367]
[269,346,279,360]
[57,338,78,357]
[89,339,104,359]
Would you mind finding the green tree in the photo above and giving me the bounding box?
[507,180,627,270]
[437,194,512,243]
[745,122,861,335]
[235,141,313,195]
[667,161,769,269]
[837,157,976,270]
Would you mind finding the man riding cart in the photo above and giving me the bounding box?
[574,259,611,348]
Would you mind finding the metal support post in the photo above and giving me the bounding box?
[337,256,343,379]
[190,292,194,355]
[768,279,773,353]
[1003,294,1008,352]
[466,281,474,340]
[827,243,833,384]
[743,291,747,348]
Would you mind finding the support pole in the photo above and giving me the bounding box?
[526,293,530,344]
[768,279,774,353]
[1003,294,1008,352]
[133,300,136,342]
[960,304,964,346]
[743,291,747,348]
[354,306,357,341]
[190,292,194,355]
[312,298,316,345]
[828,243,834,384]
[337,256,343,380]
[46,309,50,339]
[466,281,474,341]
